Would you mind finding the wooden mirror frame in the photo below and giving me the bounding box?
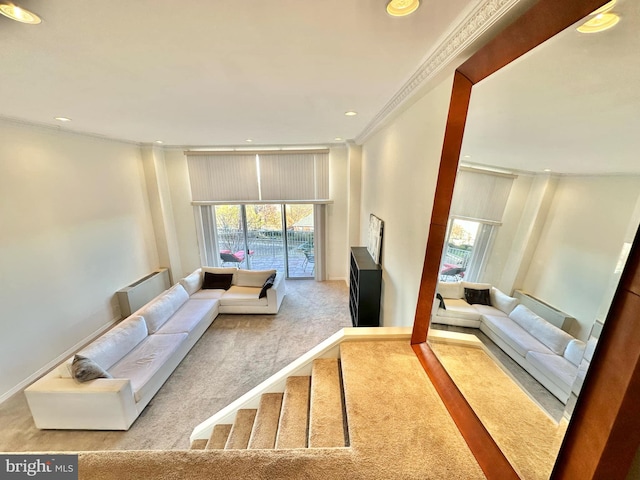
[409,0,640,478]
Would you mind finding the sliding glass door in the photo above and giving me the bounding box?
[200,204,315,279]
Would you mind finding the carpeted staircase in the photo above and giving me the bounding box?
[191,358,348,450]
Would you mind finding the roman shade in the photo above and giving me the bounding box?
[187,154,259,202]
[450,167,515,224]
[185,150,329,203]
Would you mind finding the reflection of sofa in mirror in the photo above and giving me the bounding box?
[432,281,584,403]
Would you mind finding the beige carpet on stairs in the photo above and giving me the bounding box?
[248,393,283,449]
[73,340,486,479]
[309,358,346,448]
[275,376,311,449]
[430,341,568,480]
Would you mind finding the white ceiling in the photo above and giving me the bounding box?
[462,0,640,175]
[0,0,474,146]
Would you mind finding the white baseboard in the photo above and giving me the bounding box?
[0,316,121,405]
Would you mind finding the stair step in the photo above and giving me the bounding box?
[275,376,311,449]
[190,439,208,450]
[225,409,257,449]
[248,393,284,449]
[206,424,232,450]
[308,358,346,448]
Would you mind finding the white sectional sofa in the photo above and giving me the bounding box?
[432,281,585,403]
[25,267,285,430]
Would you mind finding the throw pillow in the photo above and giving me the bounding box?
[202,272,234,290]
[464,288,491,306]
[71,355,112,383]
[436,293,446,310]
[259,273,277,299]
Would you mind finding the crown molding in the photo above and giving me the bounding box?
[355,0,523,145]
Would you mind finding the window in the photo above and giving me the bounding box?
[440,219,495,282]
[440,167,515,282]
[197,203,317,279]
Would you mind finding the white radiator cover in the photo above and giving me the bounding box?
[116,268,171,317]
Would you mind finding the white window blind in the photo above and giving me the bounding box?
[187,154,259,201]
[259,152,329,201]
[185,150,329,202]
[450,168,515,224]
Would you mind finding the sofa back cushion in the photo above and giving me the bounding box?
[509,305,574,355]
[78,315,148,371]
[490,287,519,315]
[436,281,463,299]
[179,268,202,296]
[235,269,277,288]
[139,284,189,334]
[564,339,587,366]
[508,304,540,330]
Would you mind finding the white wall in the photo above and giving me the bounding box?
[359,75,455,327]
[0,120,158,401]
[164,148,201,279]
[327,146,349,280]
[522,175,640,340]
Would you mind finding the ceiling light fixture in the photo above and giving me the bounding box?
[344,111,357,117]
[543,168,552,172]
[155,140,164,144]
[386,0,420,17]
[577,1,620,34]
[577,12,620,33]
[334,137,343,141]
[54,117,71,122]
[245,139,253,143]
[0,3,42,24]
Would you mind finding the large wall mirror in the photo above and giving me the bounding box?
[425,0,639,478]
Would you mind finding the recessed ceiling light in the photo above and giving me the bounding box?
[54,117,71,122]
[577,12,620,33]
[245,139,253,143]
[543,168,552,172]
[386,0,420,17]
[344,111,357,117]
[155,140,164,144]
[0,3,42,24]
[334,137,343,141]
[463,155,471,159]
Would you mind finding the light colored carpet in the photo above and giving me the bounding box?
[430,341,568,480]
[0,279,352,452]
[309,358,346,448]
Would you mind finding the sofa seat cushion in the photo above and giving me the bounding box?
[190,289,226,300]
[525,351,577,391]
[473,304,508,317]
[77,316,148,371]
[220,286,268,306]
[155,299,218,334]
[436,299,481,321]
[138,284,189,334]
[109,333,188,402]
[482,315,554,358]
